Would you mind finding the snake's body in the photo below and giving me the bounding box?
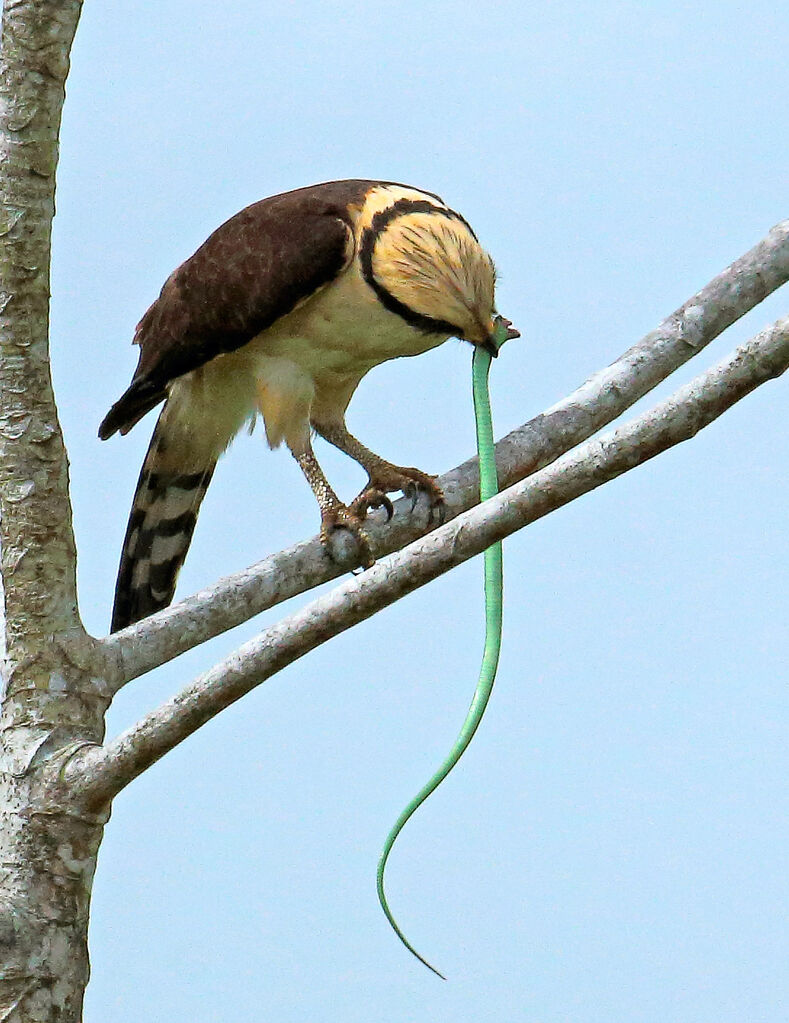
[376,321,509,978]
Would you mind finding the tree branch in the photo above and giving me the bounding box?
[95,219,789,689]
[67,316,789,808]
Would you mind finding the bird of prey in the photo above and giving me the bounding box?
[100,179,517,633]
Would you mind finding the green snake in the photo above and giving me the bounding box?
[376,316,511,978]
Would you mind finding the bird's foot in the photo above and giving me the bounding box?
[319,467,445,569]
[320,503,375,569]
[352,464,445,525]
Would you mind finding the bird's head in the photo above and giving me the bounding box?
[359,198,518,354]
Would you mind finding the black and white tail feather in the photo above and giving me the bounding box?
[110,418,216,633]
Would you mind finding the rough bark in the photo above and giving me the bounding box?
[0,0,786,1015]
[0,3,108,1020]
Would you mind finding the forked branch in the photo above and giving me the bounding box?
[97,219,789,688]
[67,315,789,808]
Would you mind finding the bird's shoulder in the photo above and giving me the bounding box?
[133,181,383,380]
[99,180,447,438]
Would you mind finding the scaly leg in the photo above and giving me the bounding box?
[292,438,375,568]
[313,419,445,524]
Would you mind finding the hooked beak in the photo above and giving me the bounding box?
[482,315,520,357]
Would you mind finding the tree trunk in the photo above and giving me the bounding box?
[0,747,107,1021]
[0,1,109,1018]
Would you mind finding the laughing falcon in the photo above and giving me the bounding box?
[100,179,517,632]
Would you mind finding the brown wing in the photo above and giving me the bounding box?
[99,179,380,439]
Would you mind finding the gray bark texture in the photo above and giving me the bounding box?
[0,1,786,1018]
[99,218,789,686]
[66,315,789,808]
[0,2,109,1020]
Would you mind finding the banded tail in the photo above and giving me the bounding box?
[110,417,215,632]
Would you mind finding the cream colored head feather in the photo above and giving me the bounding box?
[370,210,497,343]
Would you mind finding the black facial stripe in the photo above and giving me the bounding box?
[359,199,470,337]
[367,197,478,242]
[362,263,459,336]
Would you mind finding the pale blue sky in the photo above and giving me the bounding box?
[50,2,786,1020]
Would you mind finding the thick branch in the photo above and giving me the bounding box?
[0,7,108,1023]
[0,0,85,682]
[68,316,789,807]
[97,220,789,688]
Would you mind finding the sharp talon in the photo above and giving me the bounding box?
[349,487,394,524]
[361,464,444,524]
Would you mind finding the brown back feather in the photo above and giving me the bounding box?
[100,180,385,442]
